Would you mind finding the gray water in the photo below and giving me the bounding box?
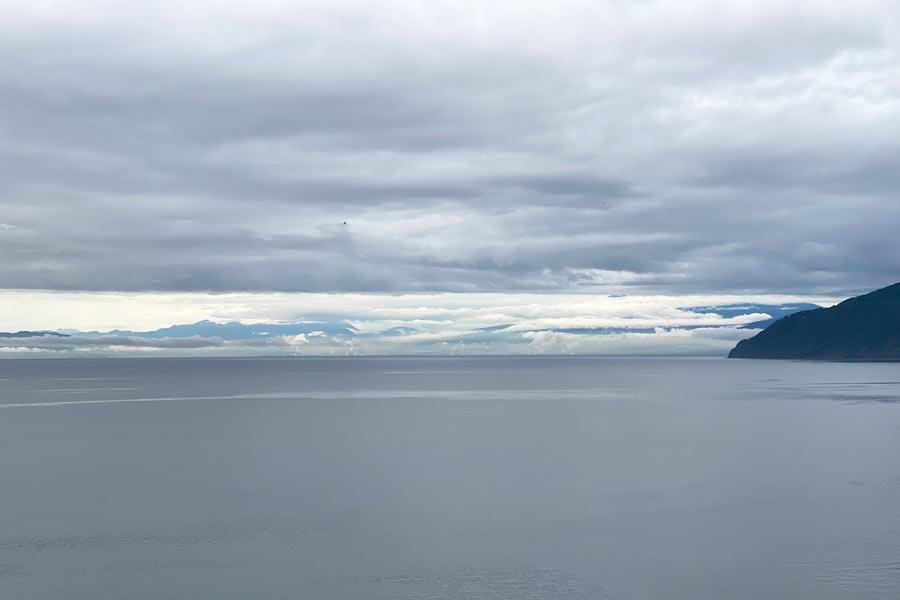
[1,356,899,599]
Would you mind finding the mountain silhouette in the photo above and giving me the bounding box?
[728,283,900,360]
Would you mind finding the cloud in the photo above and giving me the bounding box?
[0,289,834,356]
[521,326,757,356]
[0,334,228,349]
[0,1,897,296]
[0,332,359,357]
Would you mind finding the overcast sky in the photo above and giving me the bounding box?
[0,0,898,352]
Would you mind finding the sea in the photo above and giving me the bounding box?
[1,356,899,600]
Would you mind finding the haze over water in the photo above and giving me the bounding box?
[2,356,899,599]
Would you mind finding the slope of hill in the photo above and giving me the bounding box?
[728,283,900,360]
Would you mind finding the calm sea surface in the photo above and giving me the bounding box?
[1,356,899,599]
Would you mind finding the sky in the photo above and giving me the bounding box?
[1,0,898,355]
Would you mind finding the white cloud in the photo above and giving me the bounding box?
[0,289,833,356]
[522,326,757,356]
[0,289,837,332]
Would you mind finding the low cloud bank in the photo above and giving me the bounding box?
[0,327,759,357]
[0,291,814,357]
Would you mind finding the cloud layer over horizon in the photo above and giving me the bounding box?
[1,0,899,298]
[0,290,832,356]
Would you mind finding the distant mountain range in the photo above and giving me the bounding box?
[61,320,356,340]
[729,283,900,360]
[0,331,69,338]
[0,302,826,349]
[684,303,822,329]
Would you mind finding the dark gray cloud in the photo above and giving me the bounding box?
[0,1,898,297]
